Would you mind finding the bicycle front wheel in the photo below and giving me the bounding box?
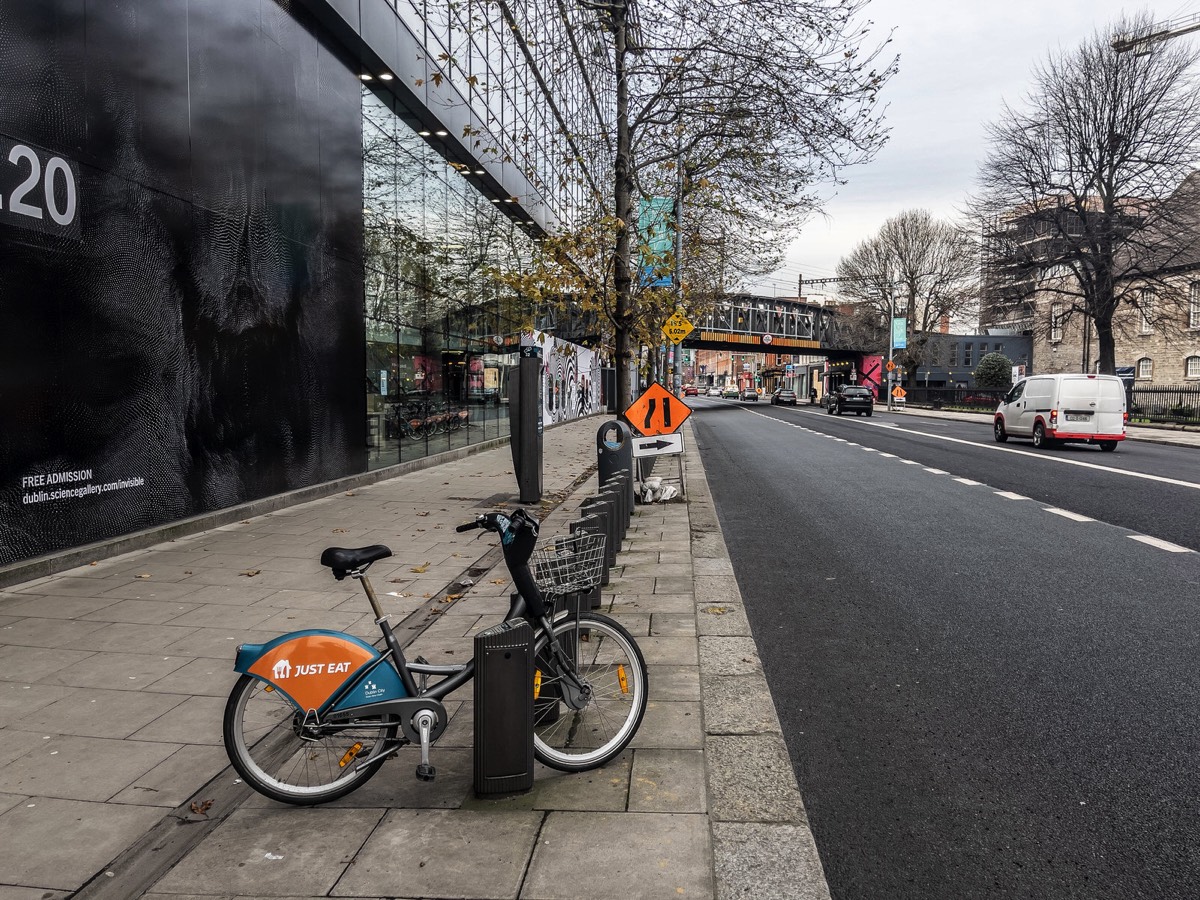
[223,674,398,805]
[532,613,648,771]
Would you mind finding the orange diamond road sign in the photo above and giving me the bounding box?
[624,382,692,437]
[886,359,896,372]
[892,386,907,398]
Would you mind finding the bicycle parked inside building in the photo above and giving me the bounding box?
[222,508,648,805]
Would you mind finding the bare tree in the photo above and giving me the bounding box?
[834,209,979,379]
[974,13,1200,375]
[583,0,897,407]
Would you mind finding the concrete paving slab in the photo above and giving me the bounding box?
[110,743,232,807]
[0,645,97,682]
[628,749,706,813]
[646,664,701,701]
[522,811,713,900]
[0,680,69,719]
[0,733,178,800]
[1,616,101,649]
[62,622,200,654]
[529,753,631,812]
[0,595,120,619]
[0,728,48,767]
[628,700,703,749]
[0,797,166,891]
[637,635,699,667]
[77,599,200,626]
[649,612,697,636]
[150,806,385,897]
[127,695,226,744]
[13,687,188,739]
[143,658,241,697]
[37,652,192,692]
[332,809,541,899]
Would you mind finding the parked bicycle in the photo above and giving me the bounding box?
[222,508,648,805]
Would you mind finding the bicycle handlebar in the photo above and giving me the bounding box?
[455,520,481,533]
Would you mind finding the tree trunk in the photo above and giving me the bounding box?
[612,1,634,411]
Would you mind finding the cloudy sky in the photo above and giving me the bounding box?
[752,0,1200,298]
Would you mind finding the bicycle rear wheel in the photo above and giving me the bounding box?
[532,613,648,771]
[223,674,398,805]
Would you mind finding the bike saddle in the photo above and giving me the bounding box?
[320,545,393,579]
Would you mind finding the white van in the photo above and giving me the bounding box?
[993,374,1127,452]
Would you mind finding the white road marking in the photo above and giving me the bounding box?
[879,453,897,458]
[924,468,948,474]
[1128,535,1194,553]
[1044,507,1095,522]
[954,478,983,486]
[995,491,1029,500]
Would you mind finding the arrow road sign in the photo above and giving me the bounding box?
[632,433,684,458]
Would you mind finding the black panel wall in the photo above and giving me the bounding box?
[0,0,366,566]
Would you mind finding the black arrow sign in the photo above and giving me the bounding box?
[638,438,674,450]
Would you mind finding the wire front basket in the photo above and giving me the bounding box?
[532,532,606,596]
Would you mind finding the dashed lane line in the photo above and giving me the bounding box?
[739,407,1194,553]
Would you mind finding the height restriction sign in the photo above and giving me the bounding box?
[624,382,692,437]
[661,311,694,345]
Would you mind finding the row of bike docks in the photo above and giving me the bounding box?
[473,430,636,795]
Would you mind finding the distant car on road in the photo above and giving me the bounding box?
[826,385,874,416]
[707,386,722,397]
[722,386,740,400]
[683,385,699,397]
[771,388,797,406]
[739,388,759,402]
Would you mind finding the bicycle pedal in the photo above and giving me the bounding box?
[416,763,436,781]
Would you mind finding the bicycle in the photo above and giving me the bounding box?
[222,508,649,806]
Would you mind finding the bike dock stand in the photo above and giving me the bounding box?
[473,618,535,796]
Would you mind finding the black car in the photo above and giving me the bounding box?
[826,385,875,416]
[771,388,797,406]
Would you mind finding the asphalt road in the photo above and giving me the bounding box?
[691,398,1200,900]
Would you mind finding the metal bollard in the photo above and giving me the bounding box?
[473,618,534,796]
[579,497,616,576]
[570,516,608,603]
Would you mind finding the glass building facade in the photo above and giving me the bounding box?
[0,0,610,568]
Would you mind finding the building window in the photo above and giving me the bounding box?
[1190,283,1200,329]
[1050,302,1063,342]
[1139,290,1154,334]
[950,343,958,366]
[1137,357,1153,380]
[979,343,988,355]
[1186,356,1200,379]
[995,343,1004,356]
[963,344,973,367]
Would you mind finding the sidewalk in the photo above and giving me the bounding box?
[0,416,826,900]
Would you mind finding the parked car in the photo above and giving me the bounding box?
[826,384,874,416]
[771,388,797,406]
[722,386,740,399]
[739,388,759,402]
[706,386,722,397]
[683,385,699,397]
[993,373,1126,451]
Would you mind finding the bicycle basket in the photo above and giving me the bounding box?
[532,532,606,595]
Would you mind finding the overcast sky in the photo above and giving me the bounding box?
[752,0,1200,298]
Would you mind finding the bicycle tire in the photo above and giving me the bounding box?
[223,674,399,806]
[532,613,648,771]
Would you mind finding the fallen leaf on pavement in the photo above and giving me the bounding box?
[189,799,214,816]
[240,570,261,577]
[135,573,152,579]
[411,562,430,573]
